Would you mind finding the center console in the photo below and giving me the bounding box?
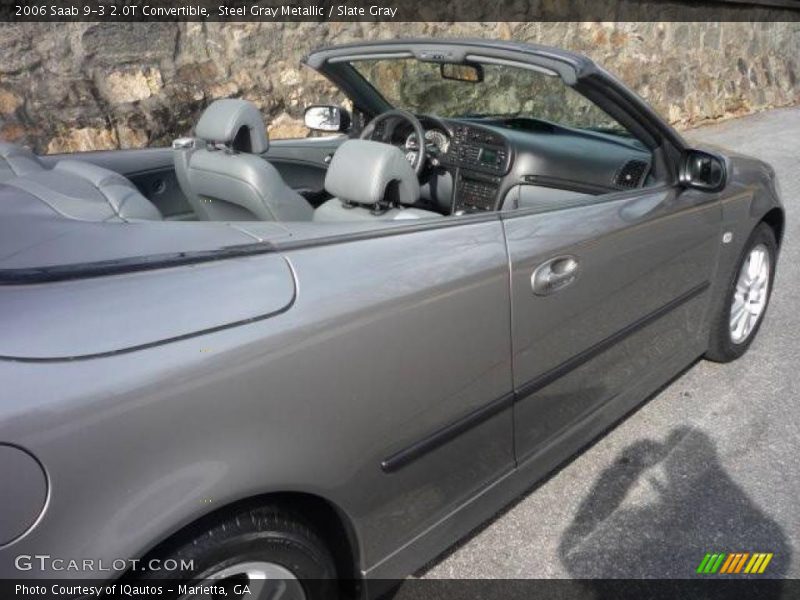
[441,124,512,213]
[455,172,503,213]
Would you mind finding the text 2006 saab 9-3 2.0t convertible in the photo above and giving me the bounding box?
[0,39,784,599]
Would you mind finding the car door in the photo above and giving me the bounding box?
[504,184,721,463]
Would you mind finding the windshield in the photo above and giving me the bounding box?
[351,58,631,136]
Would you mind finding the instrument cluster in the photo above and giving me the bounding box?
[404,129,451,155]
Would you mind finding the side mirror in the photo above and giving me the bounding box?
[680,150,726,192]
[304,105,351,133]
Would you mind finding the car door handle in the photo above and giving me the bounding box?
[531,255,580,296]
[323,153,334,164]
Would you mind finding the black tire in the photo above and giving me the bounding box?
[705,222,777,363]
[137,505,338,600]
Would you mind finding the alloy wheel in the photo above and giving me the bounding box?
[729,243,771,344]
[179,560,307,600]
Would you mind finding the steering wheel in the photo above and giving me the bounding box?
[360,109,427,177]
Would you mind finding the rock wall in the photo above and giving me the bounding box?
[0,21,797,153]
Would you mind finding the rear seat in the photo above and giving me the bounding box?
[1,142,162,222]
[0,142,46,182]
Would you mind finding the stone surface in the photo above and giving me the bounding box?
[0,88,22,114]
[0,21,797,153]
[98,68,163,105]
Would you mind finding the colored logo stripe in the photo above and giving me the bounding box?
[719,553,737,574]
[745,553,774,574]
[696,553,712,573]
[697,552,773,574]
[697,553,726,574]
[720,553,749,574]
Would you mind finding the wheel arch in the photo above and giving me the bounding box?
[135,491,362,587]
[760,207,785,248]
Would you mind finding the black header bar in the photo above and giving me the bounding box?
[1,0,799,22]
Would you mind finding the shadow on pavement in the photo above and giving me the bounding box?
[559,426,791,594]
[389,426,792,600]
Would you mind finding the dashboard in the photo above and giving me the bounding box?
[378,115,654,215]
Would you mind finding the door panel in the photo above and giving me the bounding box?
[127,168,193,219]
[266,135,346,193]
[280,219,513,567]
[504,187,721,461]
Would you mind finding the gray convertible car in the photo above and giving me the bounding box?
[0,39,784,599]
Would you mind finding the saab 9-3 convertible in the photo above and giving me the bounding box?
[0,39,783,599]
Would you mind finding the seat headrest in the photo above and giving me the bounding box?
[324,140,420,207]
[0,142,46,182]
[194,99,269,154]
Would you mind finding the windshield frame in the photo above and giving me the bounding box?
[344,56,635,139]
[305,39,691,159]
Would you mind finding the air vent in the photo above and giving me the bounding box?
[614,159,649,189]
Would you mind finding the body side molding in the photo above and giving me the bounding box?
[380,280,710,472]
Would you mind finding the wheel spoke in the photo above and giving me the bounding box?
[742,257,754,284]
[731,295,746,314]
[756,259,770,285]
[748,249,763,281]
[738,316,749,340]
[736,280,749,295]
[243,572,268,600]
[745,312,757,337]
[731,302,747,324]
[733,304,747,325]
[731,301,751,341]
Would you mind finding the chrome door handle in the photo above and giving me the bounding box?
[531,255,580,296]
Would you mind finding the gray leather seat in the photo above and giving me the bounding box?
[0,142,46,183]
[174,99,313,222]
[6,159,162,222]
[314,140,441,222]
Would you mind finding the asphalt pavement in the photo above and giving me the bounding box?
[415,106,800,580]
